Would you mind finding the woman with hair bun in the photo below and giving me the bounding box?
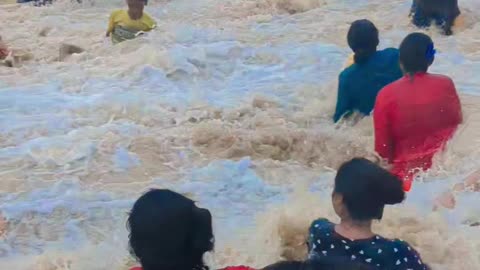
[128,189,253,270]
[333,19,402,123]
[308,158,428,270]
[374,33,462,191]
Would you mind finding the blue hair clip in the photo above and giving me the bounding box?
[426,43,436,60]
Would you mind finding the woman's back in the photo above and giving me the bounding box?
[375,73,462,163]
[308,219,427,270]
[334,48,402,122]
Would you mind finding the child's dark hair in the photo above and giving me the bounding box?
[347,20,379,64]
[399,33,435,75]
[263,260,374,270]
[334,158,405,221]
[128,189,214,270]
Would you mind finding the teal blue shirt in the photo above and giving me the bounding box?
[333,48,402,123]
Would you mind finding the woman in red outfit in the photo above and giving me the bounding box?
[128,189,253,270]
[374,33,462,191]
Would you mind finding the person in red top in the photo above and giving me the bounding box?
[374,33,462,191]
[128,189,253,270]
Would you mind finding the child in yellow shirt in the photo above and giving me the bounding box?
[106,0,156,44]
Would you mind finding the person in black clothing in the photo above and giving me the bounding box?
[410,0,461,35]
[263,260,373,270]
[307,158,429,270]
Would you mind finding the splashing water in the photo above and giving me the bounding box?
[0,0,480,269]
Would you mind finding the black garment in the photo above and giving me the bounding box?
[308,219,428,270]
[410,0,460,35]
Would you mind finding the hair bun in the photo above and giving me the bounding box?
[378,173,405,205]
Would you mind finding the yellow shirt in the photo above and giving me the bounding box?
[107,10,156,43]
[343,53,355,69]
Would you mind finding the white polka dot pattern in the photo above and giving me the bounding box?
[308,219,428,270]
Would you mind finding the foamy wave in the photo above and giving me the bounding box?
[240,190,480,269]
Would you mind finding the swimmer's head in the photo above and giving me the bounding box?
[399,33,435,75]
[128,189,214,270]
[347,20,379,64]
[127,0,146,14]
[332,158,405,222]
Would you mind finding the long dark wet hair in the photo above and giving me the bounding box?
[334,158,405,221]
[399,33,435,78]
[128,189,214,270]
[347,20,379,64]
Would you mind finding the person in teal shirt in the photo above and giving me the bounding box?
[333,20,402,123]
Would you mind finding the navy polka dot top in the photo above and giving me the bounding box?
[308,219,428,270]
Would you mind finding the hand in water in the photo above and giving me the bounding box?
[433,170,480,210]
[463,170,480,191]
[433,191,456,210]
